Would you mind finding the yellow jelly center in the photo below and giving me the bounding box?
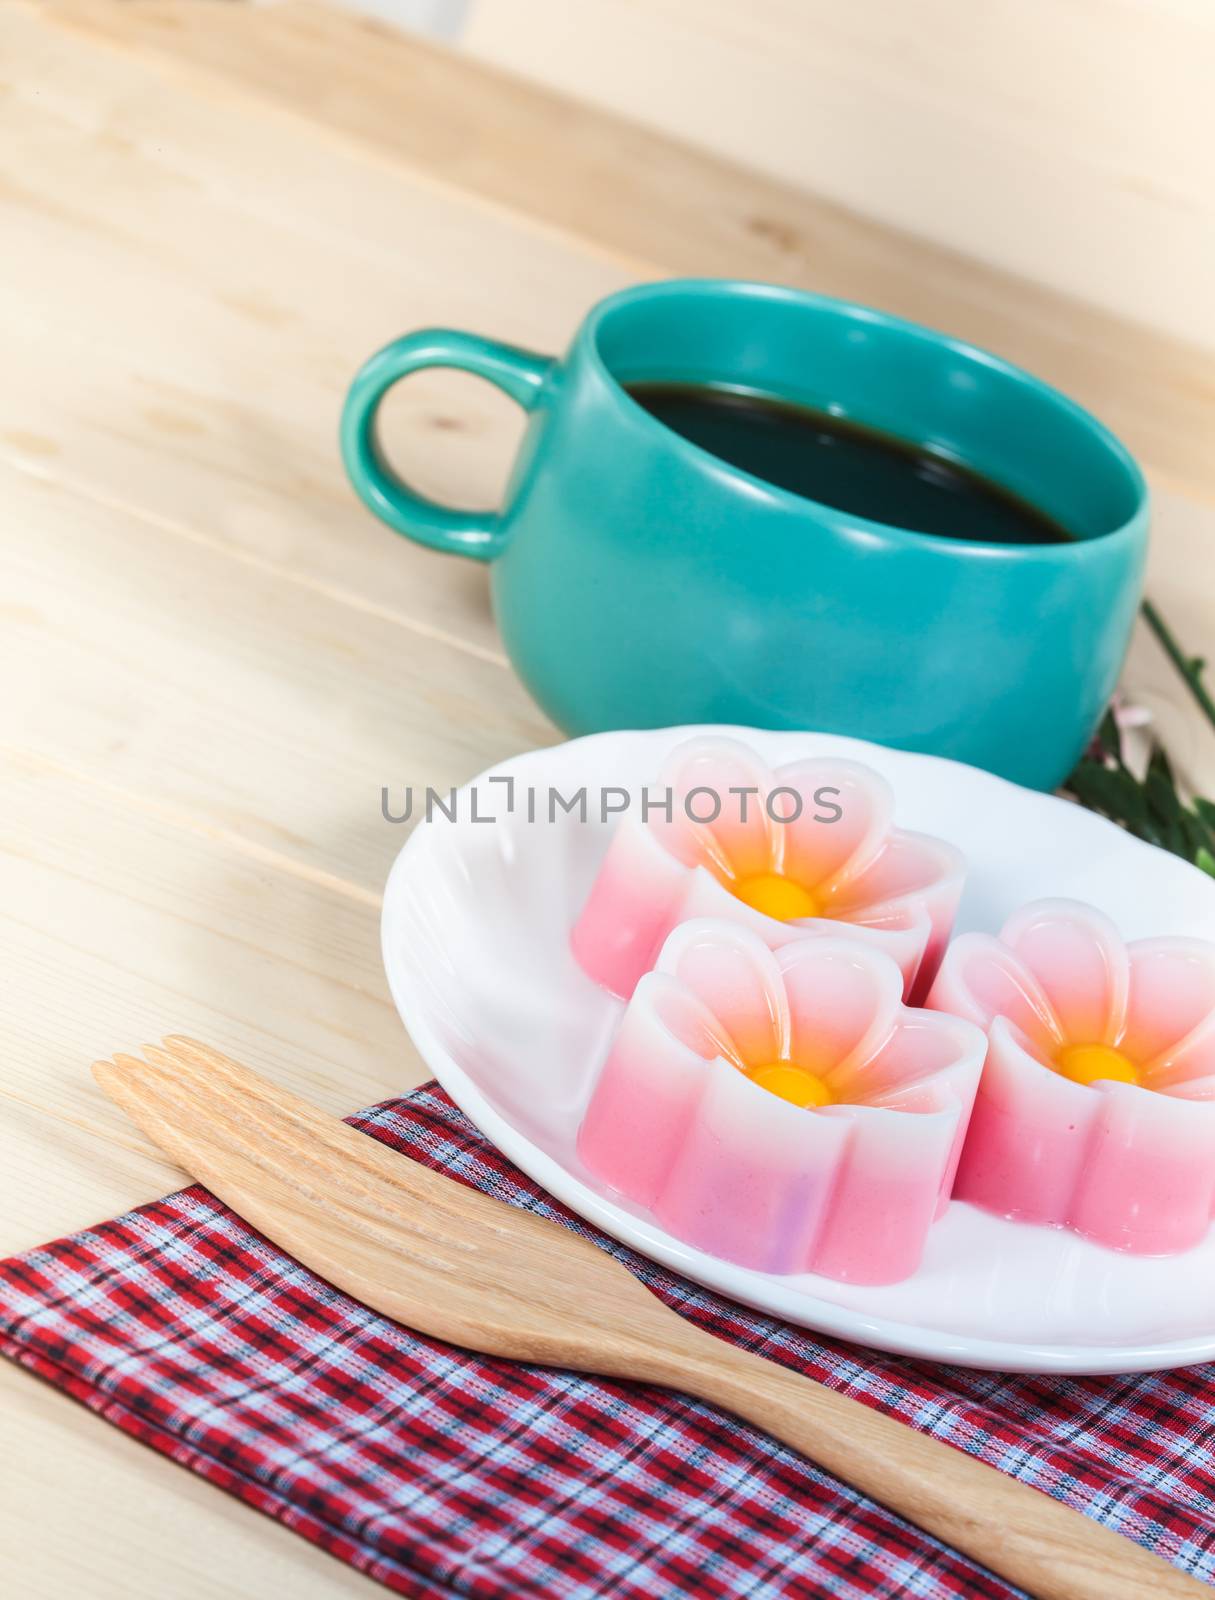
[1055,1042,1140,1087]
[749,1061,834,1108]
[732,872,818,922]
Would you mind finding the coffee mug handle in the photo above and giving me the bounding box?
[339,329,555,561]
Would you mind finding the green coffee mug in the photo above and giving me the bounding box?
[340,279,1148,790]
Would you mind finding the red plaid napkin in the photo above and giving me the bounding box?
[2,1083,1213,1598]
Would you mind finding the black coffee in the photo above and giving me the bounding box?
[626,381,1071,545]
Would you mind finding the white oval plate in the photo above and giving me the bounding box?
[382,727,1215,1373]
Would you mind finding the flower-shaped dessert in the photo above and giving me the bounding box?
[578,920,985,1284]
[572,737,964,1004]
[929,899,1215,1254]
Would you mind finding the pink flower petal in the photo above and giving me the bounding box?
[656,920,788,1065]
[1150,1016,1215,1091]
[829,830,965,999]
[1120,939,1215,1074]
[651,737,775,880]
[1163,1068,1215,1101]
[776,938,903,1079]
[1001,899,1129,1047]
[926,931,1060,1054]
[772,759,893,890]
[645,969,746,1068]
[828,830,963,916]
[852,1012,987,1102]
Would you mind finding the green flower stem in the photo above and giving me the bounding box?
[1143,599,1215,736]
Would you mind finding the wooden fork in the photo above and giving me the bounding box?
[93,1038,1206,1600]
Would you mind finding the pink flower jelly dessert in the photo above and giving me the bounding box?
[578,920,985,1285]
[571,737,964,1005]
[929,898,1215,1254]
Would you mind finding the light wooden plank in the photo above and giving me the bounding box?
[0,0,629,658]
[0,742,426,1256]
[467,0,1215,350]
[0,467,554,891]
[43,0,1215,506]
[0,1089,181,1259]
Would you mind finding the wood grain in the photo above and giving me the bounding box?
[0,0,627,657]
[46,0,1215,505]
[0,467,553,889]
[93,1038,1211,1600]
[0,740,423,1255]
[467,0,1215,349]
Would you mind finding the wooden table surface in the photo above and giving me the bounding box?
[2,3,1213,1594]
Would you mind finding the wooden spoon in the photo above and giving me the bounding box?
[93,1037,1206,1600]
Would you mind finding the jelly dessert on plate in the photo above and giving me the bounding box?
[572,736,964,1003]
[930,898,1215,1253]
[578,919,985,1284]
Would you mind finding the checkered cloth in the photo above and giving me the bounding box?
[2,1085,1213,1598]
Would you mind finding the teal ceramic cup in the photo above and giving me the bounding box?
[341,280,1148,790]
